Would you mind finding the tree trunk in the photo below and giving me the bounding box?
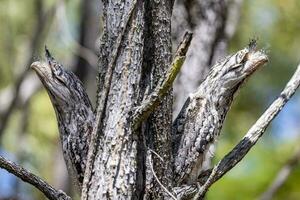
[142,1,173,199]
[3,1,300,200]
[86,0,174,198]
[86,0,239,198]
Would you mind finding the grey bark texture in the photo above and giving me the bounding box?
[3,0,300,200]
[142,1,173,199]
[86,0,176,198]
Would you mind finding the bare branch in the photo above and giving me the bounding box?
[0,155,71,200]
[259,146,300,200]
[132,32,193,130]
[193,62,300,198]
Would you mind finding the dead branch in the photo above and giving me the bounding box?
[0,155,71,200]
[148,149,177,200]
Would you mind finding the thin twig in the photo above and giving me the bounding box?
[131,32,193,130]
[0,155,71,200]
[195,62,300,198]
[81,1,138,198]
[148,148,164,162]
[192,183,201,200]
[259,146,300,200]
[148,150,178,200]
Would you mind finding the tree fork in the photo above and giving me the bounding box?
[5,0,300,199]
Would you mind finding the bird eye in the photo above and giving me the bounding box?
[52,64,63,77]
[50,64,67,86]
[232,64,242,69]
[56,72,68,87]
[237,51,248,64]
[56,67,63,76]
[227,64,242,73]
[241,52,248,63]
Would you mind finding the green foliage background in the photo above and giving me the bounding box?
[0,0,300,199]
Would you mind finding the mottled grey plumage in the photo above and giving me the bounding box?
[31,48,94,190]
[173,41,268,184]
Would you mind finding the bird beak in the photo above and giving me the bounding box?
[30,61,41,74]
[30,61,52,80]
[245,50,268,73]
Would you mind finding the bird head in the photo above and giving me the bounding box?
[31,47,88,110]
[204,40,268,94]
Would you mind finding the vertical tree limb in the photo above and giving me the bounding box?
[81,2,138,199]
[82,1,148,199]
[142,2,174,195]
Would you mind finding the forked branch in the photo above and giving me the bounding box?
[0,155,71,200]
[132,32,193,130]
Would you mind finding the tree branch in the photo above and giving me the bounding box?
[190,62,300,198]
[131,32,193,130]
[259,146,300,200]
[0,155,71,200]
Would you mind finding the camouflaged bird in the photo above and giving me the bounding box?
[31,48,94,190]
[173,41,268,184]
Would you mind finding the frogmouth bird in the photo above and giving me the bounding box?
[31,48,94,190]
[174,41,268,184]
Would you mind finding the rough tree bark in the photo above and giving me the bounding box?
[2,1,300,200]
[84,1,176,198]
[142,1,173,199]
[84,1,147,198]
